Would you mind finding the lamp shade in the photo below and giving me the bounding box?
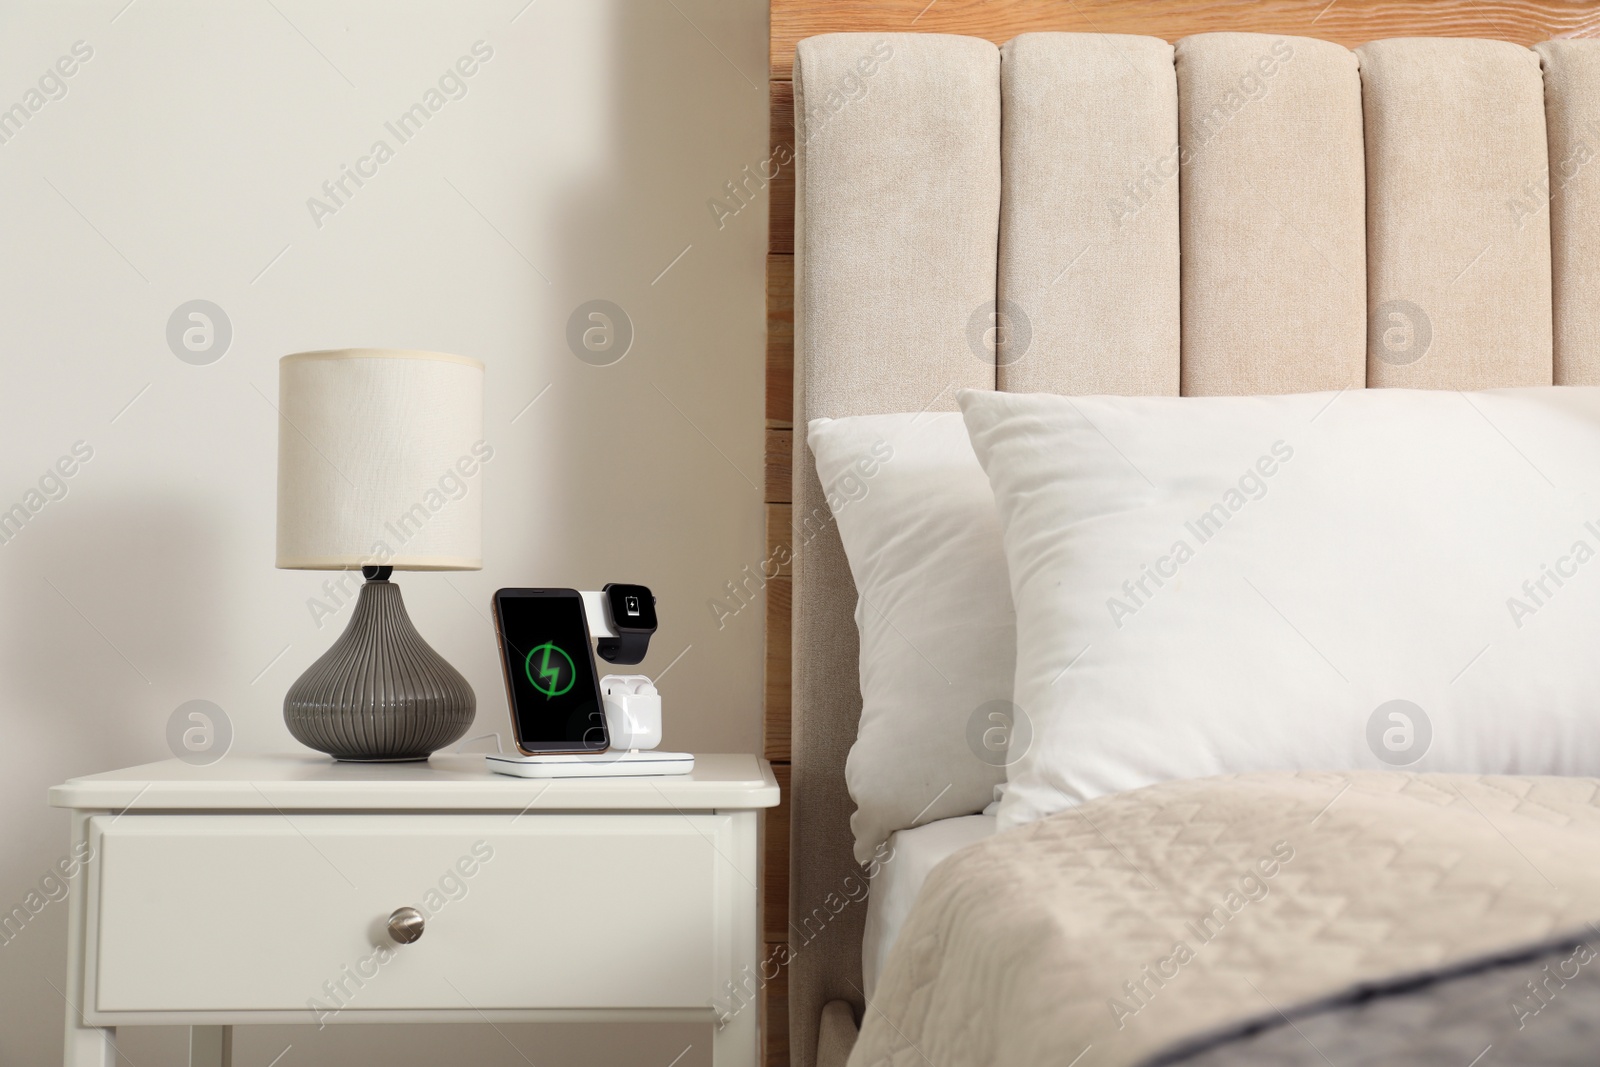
[276,349,484,571]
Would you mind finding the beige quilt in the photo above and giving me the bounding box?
[849,772,1600,1067]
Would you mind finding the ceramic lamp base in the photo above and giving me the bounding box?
[283,570,475,761]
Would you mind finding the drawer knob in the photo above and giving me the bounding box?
[386,906,425,944]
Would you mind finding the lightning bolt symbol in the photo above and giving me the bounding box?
[538,644,561,696]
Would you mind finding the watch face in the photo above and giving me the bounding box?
[605,583,657,632]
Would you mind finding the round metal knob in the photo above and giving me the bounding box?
[387,906,425,944]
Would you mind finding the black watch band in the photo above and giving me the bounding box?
[596,632,650,665]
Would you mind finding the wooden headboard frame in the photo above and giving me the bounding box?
[761,3,1600,1066]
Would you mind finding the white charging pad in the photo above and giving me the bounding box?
[487,751,695,778]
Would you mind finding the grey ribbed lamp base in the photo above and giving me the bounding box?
[284,571,475,761]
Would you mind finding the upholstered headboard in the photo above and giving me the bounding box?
[787,27,1600,1067]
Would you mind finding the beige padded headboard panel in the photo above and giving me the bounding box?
[1537,40,1600,384]
[1359,38,1553,387]
[791,30,1600,1067]
[1177,33,1367,393]
[790,33,997,1067]
[997,34,1179,393]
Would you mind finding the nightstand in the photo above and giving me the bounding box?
[48,752,779,1067]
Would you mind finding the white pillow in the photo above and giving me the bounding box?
[808,413,1016,863]
[959,386,1600,831]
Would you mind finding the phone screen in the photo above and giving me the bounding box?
[494,590,608,752]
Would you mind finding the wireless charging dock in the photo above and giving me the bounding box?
[487,751,695,778]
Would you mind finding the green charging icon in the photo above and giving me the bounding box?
[525,642,576,698]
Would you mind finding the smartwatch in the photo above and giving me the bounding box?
[597,583,657,664]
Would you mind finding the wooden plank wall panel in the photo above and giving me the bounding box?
[764,30,795,1034]
[766,254,794,426]
[771,80,796,256]
[764,4,1600,1064]
[761,936,791,1067]
[765,428,794,500]
[765,504,794,579]
[771,0,1600,77]
[764,575,792,761]
[760,762,792,1065]
[764,762,793,941]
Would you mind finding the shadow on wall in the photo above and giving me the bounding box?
[532,0,768,658]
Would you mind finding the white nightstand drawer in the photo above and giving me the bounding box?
[87,813,735,1014]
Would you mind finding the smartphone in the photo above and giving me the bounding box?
[492,588,610,755]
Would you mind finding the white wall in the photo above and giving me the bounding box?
[0,1,769,1063]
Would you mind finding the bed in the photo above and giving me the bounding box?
[780,9,1600,1067]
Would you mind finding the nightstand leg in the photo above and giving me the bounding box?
[712,809,760,1067]
[189,1026,232,1066]
[62,1022,115,1067]
[63,811,115,1067]
[711,1005,759,1067]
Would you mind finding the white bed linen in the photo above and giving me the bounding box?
[960,386,1600,830]
[808,413,1015,863]
[862,813,996,997]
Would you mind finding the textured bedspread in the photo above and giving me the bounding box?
[848,773,1600,1067]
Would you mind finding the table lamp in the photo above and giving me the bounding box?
[275,348,483,761]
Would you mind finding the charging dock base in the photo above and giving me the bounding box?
[487,751,695,779]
